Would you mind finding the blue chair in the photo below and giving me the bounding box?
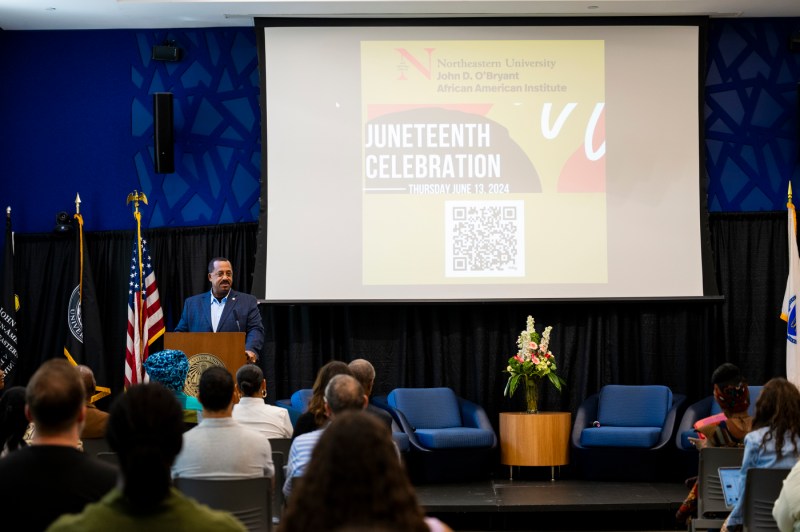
[368,396,411,453]
[275,388,313,427]
[571,384,685,480]
[675,385,763,452]
[381,387,496,483]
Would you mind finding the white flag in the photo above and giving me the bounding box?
[781,194,800,387]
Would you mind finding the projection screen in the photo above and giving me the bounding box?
[255,18,715,302]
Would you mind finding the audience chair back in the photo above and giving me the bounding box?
[689,447,745,532]
[82,438,111,457]
[96,451,120,468]
[269,438,292,524]
[743,468,791,532]
[174,476,272,532]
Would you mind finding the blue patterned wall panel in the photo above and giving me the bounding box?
[131,29,260,227]
[706,18,800,212]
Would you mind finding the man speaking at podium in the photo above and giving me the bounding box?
[175,257,264,364]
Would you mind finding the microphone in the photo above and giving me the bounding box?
[233,309,241,332]
[592,421,601,428]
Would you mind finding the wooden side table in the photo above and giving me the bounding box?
[499,411,571,481]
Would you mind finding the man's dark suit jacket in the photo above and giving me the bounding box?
[174,290,264,356]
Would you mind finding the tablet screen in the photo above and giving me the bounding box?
[718,466,742,509]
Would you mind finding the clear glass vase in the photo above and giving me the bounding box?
[524,376,540,414]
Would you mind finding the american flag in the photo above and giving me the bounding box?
[125,237,165,388]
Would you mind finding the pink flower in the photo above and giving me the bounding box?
[515,355,524,363]
[529,341,538,351]
[532,356,540,365]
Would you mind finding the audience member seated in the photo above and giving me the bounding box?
[721,377,800,532]
[143,349,202,425]
[773,458,800,532]
[677,363,754,525]
[0,386,29,456]
[348,358,393,431]
[0,359,117,531]
[232,364,293,439]
[47,382,246,532]
[77,365,109,440]
[292,360,352,440]
[284,374,366,499]
[172,366,274,479]
[278,410,451,532]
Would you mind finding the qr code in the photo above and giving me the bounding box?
[445,200,525,277]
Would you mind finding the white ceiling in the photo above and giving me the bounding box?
[0,0,799,31]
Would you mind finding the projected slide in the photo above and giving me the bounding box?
[361,40,606,285]
[260,22,706,301]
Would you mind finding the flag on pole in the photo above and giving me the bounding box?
[781,184,800,387]
[124,237,165,387]
[0,208,19,375]
[124,196,165,388]
[64,206,110,402]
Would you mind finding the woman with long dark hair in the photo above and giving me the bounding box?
[722,377,800,532]
[279,410,451,532]
[291,360,352,439]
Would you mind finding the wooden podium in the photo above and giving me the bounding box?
[164,332,246,397]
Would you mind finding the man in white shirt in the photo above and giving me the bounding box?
[173,366,274,479]
[233,364,293,439]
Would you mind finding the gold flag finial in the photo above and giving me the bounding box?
[75,193,81,214]
[790,182,793,201]
[126,190,149,214]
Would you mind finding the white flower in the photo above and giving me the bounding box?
[540,325,552,353]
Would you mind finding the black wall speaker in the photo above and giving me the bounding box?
[152,45,182,62]
[791,32,800,53]
[153,92,174,174]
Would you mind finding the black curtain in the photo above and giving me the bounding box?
[9,213,791,429]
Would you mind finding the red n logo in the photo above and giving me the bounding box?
[395,48,435,80]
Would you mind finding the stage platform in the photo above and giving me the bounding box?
[417,478,687,531]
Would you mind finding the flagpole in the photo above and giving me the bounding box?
[784,181,800,387]
[126,191,149,364]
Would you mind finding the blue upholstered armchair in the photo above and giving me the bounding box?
[571,384,685,480]
[379,387,496,482]
[275,388,312,426]
[386,387,497,452]
[675,385,762,451]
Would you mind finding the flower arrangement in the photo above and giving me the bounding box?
[503,316,566,413]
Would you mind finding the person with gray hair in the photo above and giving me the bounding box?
[283,374,367,499]
[348,358,393,431]
[77,364,109,439]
